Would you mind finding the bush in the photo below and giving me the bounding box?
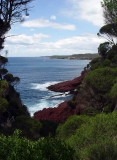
[89,57,102,70]
[56,115,90,140]
[102,59,111,66]
[0,130,76,160]
[87,138,117,160]
[110,83,117,99]
[84,67,117,94]
[66,111,117,159]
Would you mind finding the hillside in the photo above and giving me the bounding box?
[48,53,99,60]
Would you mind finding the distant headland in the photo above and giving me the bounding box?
[47,53,99,60]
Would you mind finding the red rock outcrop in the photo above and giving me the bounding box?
[47,71,85,92]
[34,100,75,122]
[34,70,89,122]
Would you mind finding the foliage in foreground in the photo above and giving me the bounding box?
[0,130,76,160]
[56,111,117,160]
[56,115,90,140]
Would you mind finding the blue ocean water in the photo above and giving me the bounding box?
[7,57,90,116]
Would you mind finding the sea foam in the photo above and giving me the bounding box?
[28,99,64,116]
[30,81,60,91]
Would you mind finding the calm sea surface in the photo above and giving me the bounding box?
[7,57,90,116]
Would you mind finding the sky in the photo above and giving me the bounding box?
[3,0,106,57]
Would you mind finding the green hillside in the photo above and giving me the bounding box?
[48,53,99,60]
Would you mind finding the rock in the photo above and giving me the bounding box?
[34,70,89,122]
[47,71,85,92]
[34,100,75,122]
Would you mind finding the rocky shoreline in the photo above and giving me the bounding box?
[34,71,87,122]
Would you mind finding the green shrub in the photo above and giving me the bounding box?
[56,115,90,140]
[0,130,76,160]
[102,59,111,66]
[110,83,117,99]
[67,111,117,159]
[84,67,117,94]
[87,138,117,160]
[89,57,102,70]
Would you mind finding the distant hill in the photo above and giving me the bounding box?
[47,53,99,60]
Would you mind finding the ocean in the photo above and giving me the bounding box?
[7,57,90,116]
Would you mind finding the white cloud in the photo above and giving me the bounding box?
[5,33,105,57]
[62,0,104,26]
[50,15,56,20]
[22,18,76,30]
[6,33,50,45]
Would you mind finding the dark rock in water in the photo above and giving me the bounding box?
[47,71,85,92]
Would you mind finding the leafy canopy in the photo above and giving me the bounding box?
[0,130,76,160]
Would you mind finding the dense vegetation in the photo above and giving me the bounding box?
[57,111,117,160]
[1,0,117,159]
[0,130,75,160]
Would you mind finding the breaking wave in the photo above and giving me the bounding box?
[30,81,60,91]
[28,99,64,116]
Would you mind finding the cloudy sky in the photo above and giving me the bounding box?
[4,0,105,57]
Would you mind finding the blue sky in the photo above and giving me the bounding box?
[3,0,105,57]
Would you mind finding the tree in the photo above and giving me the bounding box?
[0,0,33,24]
[0,0,33,50]
[4,73,20,85]
[98,42,111,58]
[98,24,117,44]
[97,0,117,45]
[101,0,117,24]
[0,0,33,83]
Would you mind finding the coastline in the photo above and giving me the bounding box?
[46,53,99,60]
[33,70,86,122]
